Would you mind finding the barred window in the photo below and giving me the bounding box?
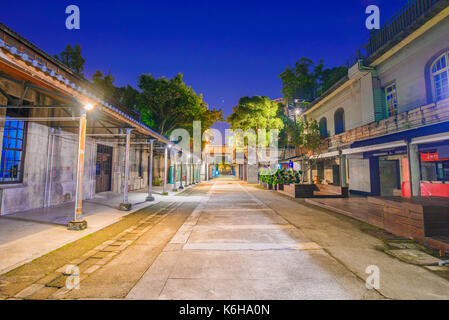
[0,111,27,183]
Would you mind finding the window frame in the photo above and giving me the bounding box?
[319,117,328,138]
[384,82,398,117]
[334,108,345,135]
[0,109,28,184]
[430,51,449,102]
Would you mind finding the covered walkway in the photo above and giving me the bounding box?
[0,186,197,274]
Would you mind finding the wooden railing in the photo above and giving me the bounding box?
[327,98,449,148]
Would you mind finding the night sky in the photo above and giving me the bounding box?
[2,0,407,133]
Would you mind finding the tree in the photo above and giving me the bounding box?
[92,70,119,100]
[279,58,347,102]
[92,71,140,110]
[116,85,140,111]
[137,73,220,136]
[53,44,85,76]
[227,96,284,133]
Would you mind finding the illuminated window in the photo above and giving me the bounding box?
[0,111,27,183]
[431,52,449,101]
[385,83,398,116]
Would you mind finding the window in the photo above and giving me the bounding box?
[319,117,328,138]
[385,83,398,116]
[334,108,345,135]
[0,110,27,183]
[431,52,449,101]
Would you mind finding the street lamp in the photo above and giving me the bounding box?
[294,108,301,124]
[84,104,94,111]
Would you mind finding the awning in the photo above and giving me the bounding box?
[350,121,449,149]
[309,151,340,160]
[411,132,449,145]
[343,140,407,155]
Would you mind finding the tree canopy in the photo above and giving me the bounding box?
[53,44,85,76]
[227,96,284,133]
[279,58,347,102]
[137,73,222,136]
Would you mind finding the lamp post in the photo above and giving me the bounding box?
[68,104,93,230]
[146,139,155,201]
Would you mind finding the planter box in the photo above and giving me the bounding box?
[260,182,272,190]
[315,184,349,198]
[281,184,317,198]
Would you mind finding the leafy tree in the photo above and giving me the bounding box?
[116,85,140,111]
[53,44,85,76]
[92,71,140,111]
[279,58,347,102]
[137,73,220,136]
[92,70,119,100]
[298,120,322,154]
[320,66,348,93]
[227,96,284,133]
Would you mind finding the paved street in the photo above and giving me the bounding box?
[127,178,377,300]
[2,178,449,300]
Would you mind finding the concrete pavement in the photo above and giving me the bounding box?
[3,178,448,300]
[127,179,380,300]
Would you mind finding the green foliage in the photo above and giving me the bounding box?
[137,73,222,136]
[279,58,347,102]
[92,70,119,100]
[152,177,162,186]
[53,44,85,76]
[116,85,140,111]
[260,168,302,187]
[278,107,302,149]
[227,96,284,132]
[298,119,322,153]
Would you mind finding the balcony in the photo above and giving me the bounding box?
[328,97,449,149]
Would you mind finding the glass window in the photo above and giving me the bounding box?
[385,83,398,116]
[319,117,327,138]
[334,109,345,135]
[431,52,449,101]
[0,112,27,183]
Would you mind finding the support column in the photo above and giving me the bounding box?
[68,110,88,230]
[146,139,155,201]
[308,160,313,184]
[172,151,178,192]
[179,154,184,189]
[119,129,132,211]
[163,146,168,195]
[339,153,347,188]
[407,142,421,197]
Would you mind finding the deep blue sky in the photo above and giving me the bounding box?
[2,0,406,132]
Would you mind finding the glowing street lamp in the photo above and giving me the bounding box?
[84,104,94,111]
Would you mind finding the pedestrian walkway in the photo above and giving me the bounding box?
[127,179,374,299]
[0,186,195,274]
